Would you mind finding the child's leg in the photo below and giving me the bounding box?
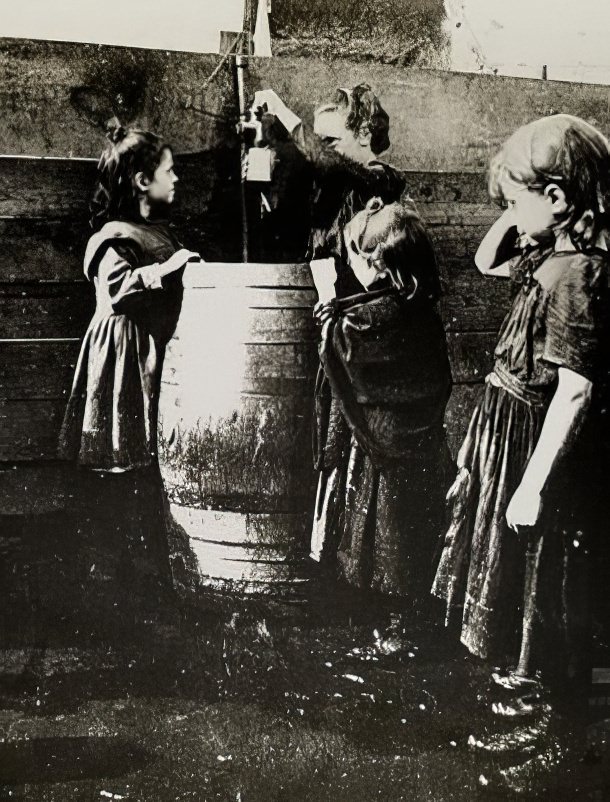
[514,530,544,679]
[512,522,592,694]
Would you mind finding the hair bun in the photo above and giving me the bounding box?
[105,117,127,145]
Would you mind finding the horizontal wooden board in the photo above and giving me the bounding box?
[0,217,493,286]
[0,380,485,464]
[0,151,236,218]
[0,399,65,461]
[0,154,489,220]
[169,504,309,551]
[420,201,499,228]
[404,170,488,205]
[0,339,80,400]
[0,284,93,339]
[182,262,315,290]
[0,218,87,282]
[0,156,95,218]
[0,269,508,340]
[0,463,71,514]
[428,223,491,261]
[0,265,507,339]
[441,269,512,331]
[0,333,496,401]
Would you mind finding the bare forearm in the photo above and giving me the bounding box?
[520,371,592,495]
[474,209,517,276]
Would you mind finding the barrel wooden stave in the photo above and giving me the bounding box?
[159,262,318,590]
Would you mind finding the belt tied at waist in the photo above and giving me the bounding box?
[487,362,548,407]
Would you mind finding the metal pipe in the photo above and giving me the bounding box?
[236,53,249,263]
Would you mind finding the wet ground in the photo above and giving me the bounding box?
[1,509,609,800]
[2,569,610,802]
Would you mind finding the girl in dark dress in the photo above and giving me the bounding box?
[59,124,201,619]
[313,198,453,597]
[432,114,610,699]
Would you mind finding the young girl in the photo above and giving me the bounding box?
[313,197,453,598]
[59,124,201,618]
[432,114,610,698]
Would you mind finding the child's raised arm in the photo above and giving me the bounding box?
[474,208,518,278]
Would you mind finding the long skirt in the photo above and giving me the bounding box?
[69,465,173,626]
[432,378,592,683]
[311,433,452,597]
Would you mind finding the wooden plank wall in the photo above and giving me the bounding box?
[0,155,502,480]
[4,39,610,517]
[0,151,242,512]
[408,170,509,455]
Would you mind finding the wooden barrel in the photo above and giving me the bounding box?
[158,262,319,592]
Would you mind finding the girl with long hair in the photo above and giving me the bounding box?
[433,114,610,703]
[59,124,201,624]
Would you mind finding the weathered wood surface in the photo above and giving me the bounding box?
[0,399,65,461]
[249,57,610,172]
[169,506,310,587]
[0,157,505,488]
[0,340,79,400]
[0,39,237,157]
[0,464,71,514]
[440,271,512,332]
[159,264,319,584]
[0,156,95,218]
[0,285,93,339]
[4,38,610,172]
[0,163,504,468]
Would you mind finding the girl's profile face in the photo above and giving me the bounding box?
[501,177,557,241]
[144,147,178,205]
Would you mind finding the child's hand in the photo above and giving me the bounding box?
[505,484,542,532]
[446,466,470,502]
[172,249,203,268]
[313,300,336,325]
[446,467,471,523]
[159,249,203,278]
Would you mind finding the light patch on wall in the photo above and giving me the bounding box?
[0,0,245,55]
[445,0,610,85]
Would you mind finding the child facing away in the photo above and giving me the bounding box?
[432,114,610,702]
[58,124,202,622]
[312,197,453,599]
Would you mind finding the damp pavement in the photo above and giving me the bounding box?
[1,574,610,802]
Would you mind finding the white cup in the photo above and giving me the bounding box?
[246,147,272,182]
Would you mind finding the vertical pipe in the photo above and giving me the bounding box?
[236,53,249,263]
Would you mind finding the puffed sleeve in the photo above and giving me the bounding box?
[543,254,608,381]
[97,244,164,315]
